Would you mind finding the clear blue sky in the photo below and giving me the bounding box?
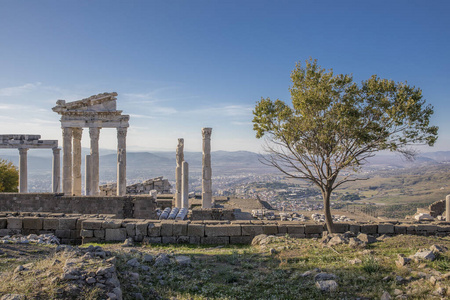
[0,0,449,153]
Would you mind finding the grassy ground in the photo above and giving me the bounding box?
[2,234,450,299]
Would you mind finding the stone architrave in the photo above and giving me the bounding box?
[175,138,184,207]
[0,135,59,193]
[62,128,73,195]
[72,128,83,196]
[89,127,100,196]
[18,148,28,193]
[85,154,92,195]
[53,93,130,197]
[117,127,127,196]
[52,147,61,193]
[181,161,189,208]
[201,128,212,209]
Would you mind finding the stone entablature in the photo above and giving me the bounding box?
[0,134,60,193]
[53,92,129,196]
[99,177,172,196]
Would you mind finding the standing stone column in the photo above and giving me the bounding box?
[89,127,100,196]
[117,127,127,196]
[201,128,212,209]
[62,127,73,195]
[85,154,92,196]
[72,128,83,196]
[18,148,28,193]
[52,147,61,193]
[181,161,189,208]
[175,138,184,207]
[446,195,450,222]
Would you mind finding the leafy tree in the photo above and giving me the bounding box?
[252,58,438,232]
[0,159,19,192]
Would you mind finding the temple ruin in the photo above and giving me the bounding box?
[0,135,60,193]
[52,92,129,196]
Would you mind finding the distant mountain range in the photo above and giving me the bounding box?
[0,149,449,182]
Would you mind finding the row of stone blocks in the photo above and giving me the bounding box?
[2,217,450,245]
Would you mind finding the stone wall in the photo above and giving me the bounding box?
[0,193,157,219]
[190,208,235,220]
[99,177,172,196]
[2,213,450,245]
[429,199,446,217]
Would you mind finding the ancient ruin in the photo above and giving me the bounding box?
[99,177,171,196]
[0,135,59,193]
[202,128,212,208]
[175,138,184,207]
[52,92,129,196]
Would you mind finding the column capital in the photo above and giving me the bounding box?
[19,148,28,155]
[52,147,61,154]
[202,127,212,139]
[89,127,100,139]
[117,127,127,138]
[62,127,73,137]
[72,127,83,140]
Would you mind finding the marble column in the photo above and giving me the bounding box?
[85,154,92,196]
[18,148,28,193]
[181,161,189,208]
[62,127,73,195]
[446,195,450,222]
[175,138,184,207]
[72,128,83,196]
[201,128,212,208]
[52,147,61,193]
[89,127,100,196]
[117,127,127,196]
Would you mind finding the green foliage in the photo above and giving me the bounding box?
[252,58,438,231]
[361,255,382,274]
[0,158,18,192]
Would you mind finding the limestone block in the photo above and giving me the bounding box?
[277,225,288,234]
[161,222,173,236]
[416,225,437,233]
[230,236,253,244]
[126,223,136,236]
[105,228,127,241]
[437,225,450,232]
[82,237,101,244]
[59,218,77,230]
[189,236,201,244]
[148,223,161,237]
[143,236,162,244]
[43,218,59,230]
[394,226,407,234]
[201,236,230,245]
[0,218,6,229]
[241,225,264,236]
[349,224,361,234]
[378,224,395,234]
[0,228,12,236]
[94,229,105,239]
[23,217,43,230]
[287,225,306,234]
[76,218,86,230]
[406,225,416,234]
[162,236,177,244]
[331,223,349,233]
[188,224,205,237]
[205,225,241,237]
[81,229,94,238]
[7,218,22,230]
[262,225,278,235]
[102,220,122,229]
[55,229,71,239]
[82,220,103,230]
[360,224,377,234]
[136,222,150,236]
[173,222,189,236]
[177,236,190,244]
[305,224,323,234]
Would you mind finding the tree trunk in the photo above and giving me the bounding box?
[322,190,334,233]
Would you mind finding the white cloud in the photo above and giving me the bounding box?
[0,82,42,97]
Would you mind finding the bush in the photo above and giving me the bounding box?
[0,159,19,192]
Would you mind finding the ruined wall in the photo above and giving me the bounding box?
[99,177,172,196]
[2,213,450,245]
[0,193,157,219]
[429,199,446,217]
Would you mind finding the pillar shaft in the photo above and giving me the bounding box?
[72,128,82,196]
[62,127,73,195]
[201,128,212,209]
[446,195,450,222]
[18,148,28,193]
[175,138,184,207]
[52,147,61,193]
[85,154,92,195]
[117,127,127,196]
[181,161,189,208]
[89,127,100,196]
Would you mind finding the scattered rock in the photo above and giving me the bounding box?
[122,237,134,247]
[430,244,447,254]
[349,258,362,264]
[357,233,377,244]
[414,213,434,221]
[393,289,403,296]
[395,254,411,267]
[314,272,338,281]
[154,253,171,267]
[380,291,392,300]
[435,287,446,296]
[0,295,25,300]
[175,255,191,266]
[126,258,140,268]
[143,254,153,263]
[251,234,268,246]
[414,250,436,261]
[315,280,338,292]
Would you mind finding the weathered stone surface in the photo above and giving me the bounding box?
[188,224,205,237]
[201,236,230,244]
[189,236,201,244]
[55,229,71,238]
[102,220,122,229]
[148,223,161,237]
[0,218,6,229]
[330,223,349,233]
[262,225,278,235]
[414,250,436,261]
[59,218,77,230]
[230,236,253,244]
[360,224,377,234]
[162,236,177,244]
[357,233,377,244]
[315,280,338,292]
[378,224,394,234]
[349,224,361,234]
[173,222,189,236]
[305,224,323,234]
[380,291,392,300]
[205,225,241,237]
[161,222,173,236]
[94,229,105,239]
[80,229,94,238]
[82,220,102,230]
[43,218,59,230]
[394,226,407,234]
[241,225,264,236]
[175,255,191,266]
[125,223,136,236]
[135,222,149,236]
[22,218,43,230]
[143,236,162,244]
[314,273,338,281]
[105,228,127,241]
